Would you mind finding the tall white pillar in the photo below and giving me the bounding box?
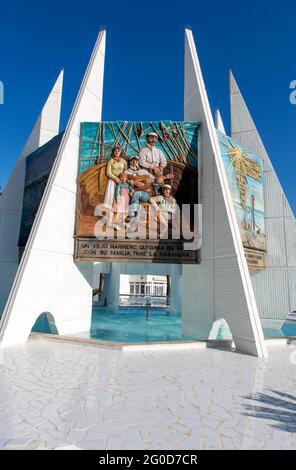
[0,71,64,314]
[181,29,267,357]
[230,72,296,330]
[0,31,106,347]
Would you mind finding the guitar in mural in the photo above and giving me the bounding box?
[75,121,200,264]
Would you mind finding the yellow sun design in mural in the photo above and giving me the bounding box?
[227,142,261,209]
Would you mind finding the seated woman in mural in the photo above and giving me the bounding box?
[103,146,127,226]
[113,172,134,230]
[149,184,177,234]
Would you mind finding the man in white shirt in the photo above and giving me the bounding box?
[139,132,167,176]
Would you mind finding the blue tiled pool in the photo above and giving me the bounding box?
[74,307,199,343]
[264,321,296,339]
[33,306,296,343]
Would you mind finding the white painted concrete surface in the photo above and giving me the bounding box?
[0,72,64,315]
[230,72,296,331]
[0,32,106,347]
[182,29,267,357]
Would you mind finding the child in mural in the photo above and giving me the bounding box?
[103,146,127,227]
[113,172,134,230]
[149,184,177,234]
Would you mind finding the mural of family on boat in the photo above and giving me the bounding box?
[76,121,199,239]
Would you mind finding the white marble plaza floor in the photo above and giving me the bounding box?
[0,338,295,450]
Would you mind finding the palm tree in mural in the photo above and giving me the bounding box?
[227,143,261,208]
[227,142,261,231]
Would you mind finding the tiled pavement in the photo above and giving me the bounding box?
[0,338,295,450]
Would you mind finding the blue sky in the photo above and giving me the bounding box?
[0,0,295,212]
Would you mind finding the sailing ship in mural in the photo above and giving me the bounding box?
[75,121,199,264]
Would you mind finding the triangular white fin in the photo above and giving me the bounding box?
[0,70,64,314]
[181,29,267,357]
[215,108,226,134]
[20,70,64,159]
[230,71,296,329]
[0,31,106,346]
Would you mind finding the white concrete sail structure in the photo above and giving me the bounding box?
[181,29,267,357]
[215,108,226,134]
[0,71,64,314]
[20,70,64,158]
[230,71,296,330]
[0,31,106,347]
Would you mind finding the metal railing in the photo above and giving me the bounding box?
[119,293,169,307]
